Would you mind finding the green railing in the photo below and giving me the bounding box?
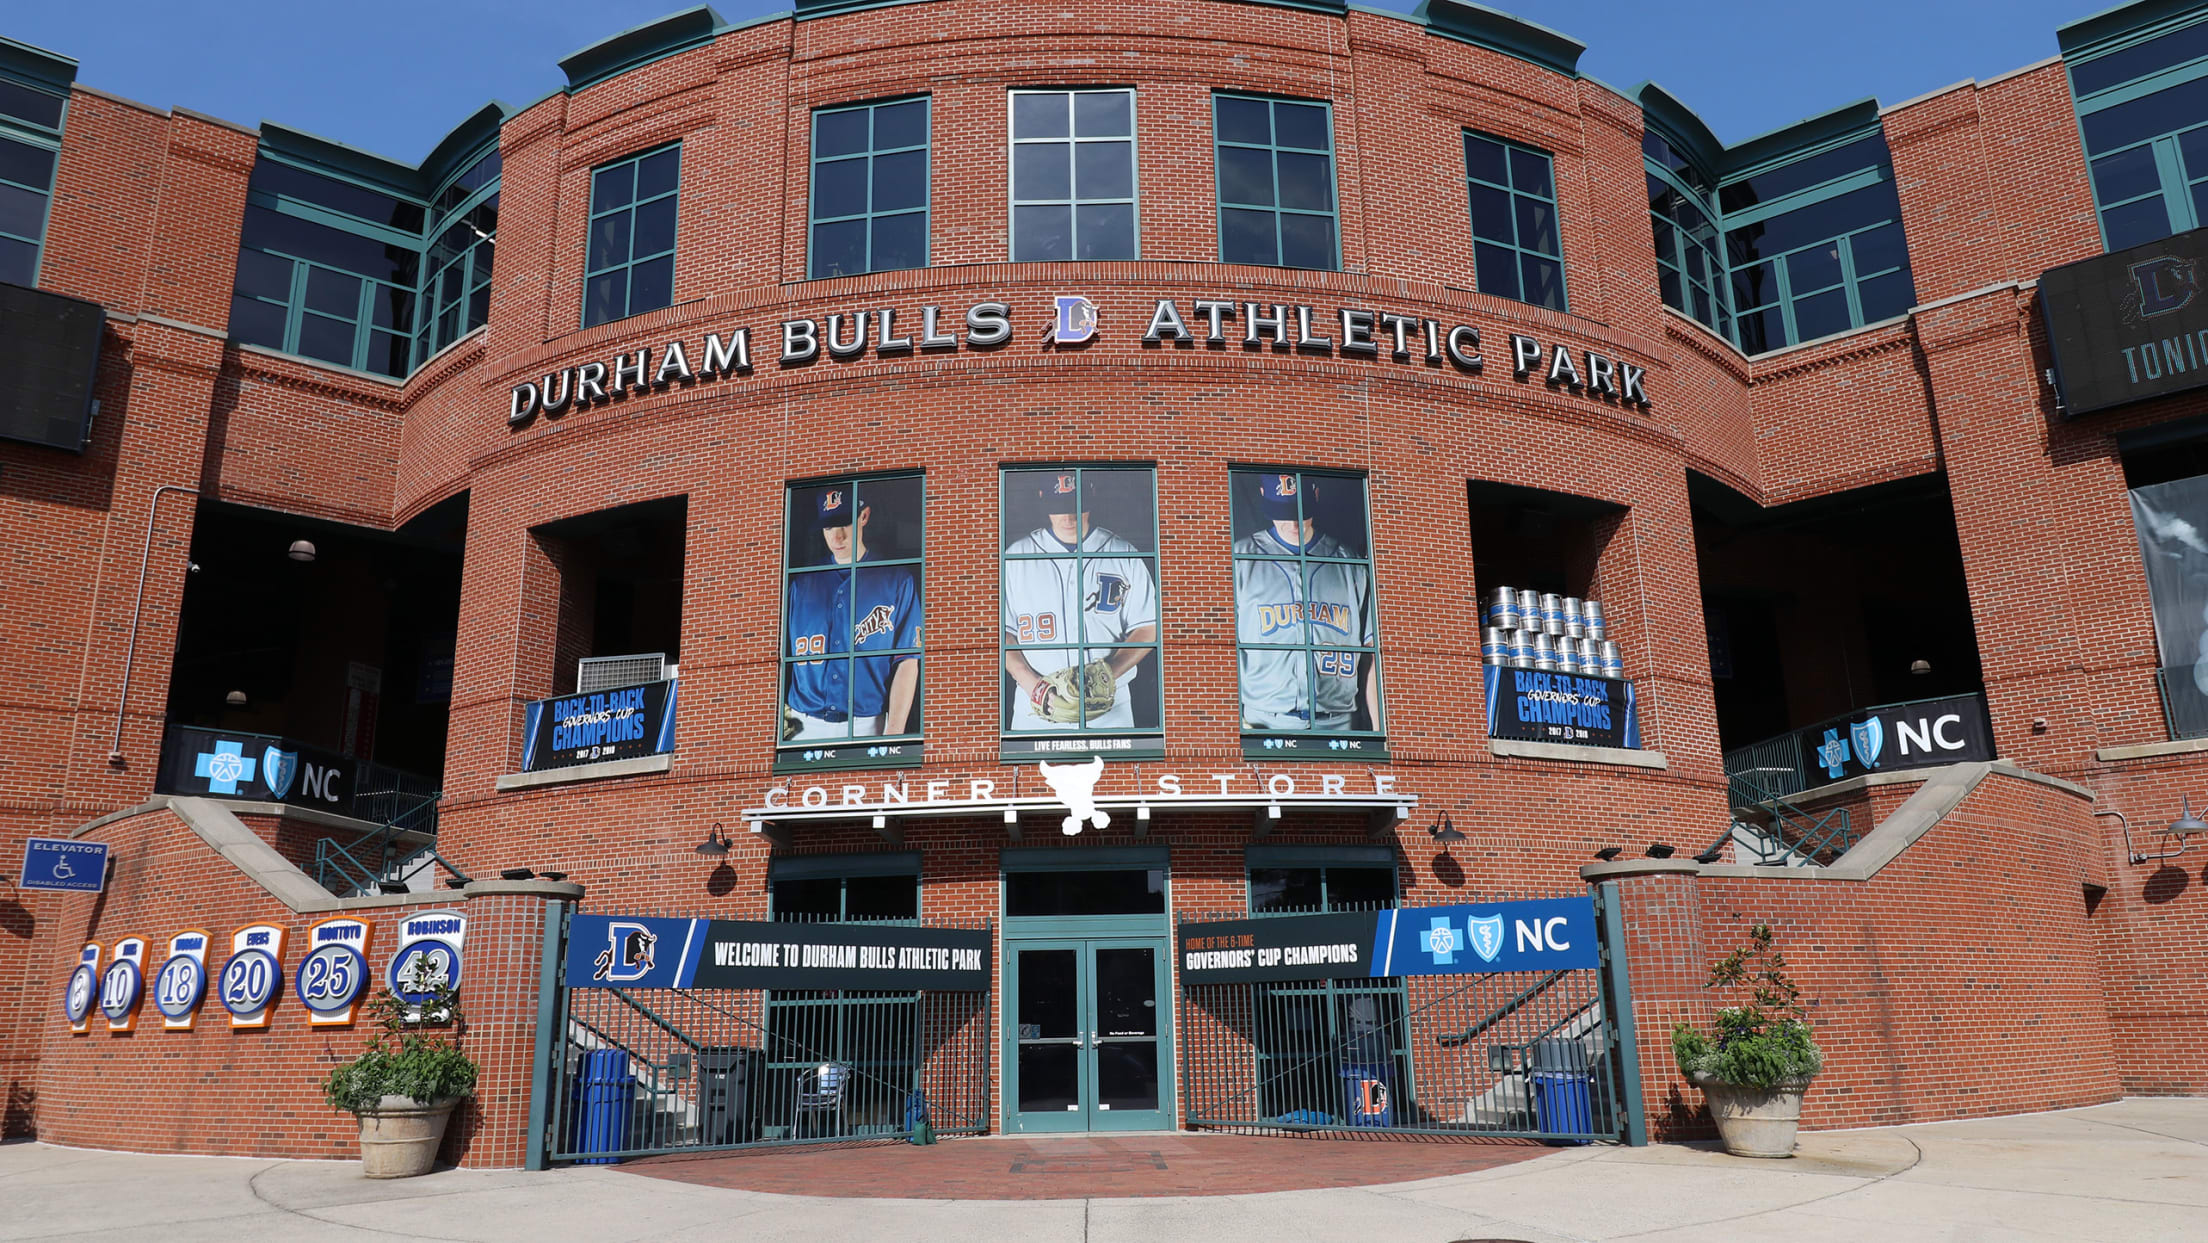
[2156,666,2208,741]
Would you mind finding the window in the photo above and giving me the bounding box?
[1248,849,1397,916]
[1230,469,1382,751]
[780,475,925,765]
[1721,137,1915,355]
[1465,132,1565,310]
[1214,93,1337,270]
[1009,89,1137,261]
[771,854,920,923]
[1645,131,1730,338]
[1000,467,1161,755]
[0,73,63,288]
[584,144,679,328]
[810,98,929,280]
[767,855,921,1134]
[2069,14,2208,250]
[1246,847,1404,1123]
[417,149,499,364]
[230,159,422,377]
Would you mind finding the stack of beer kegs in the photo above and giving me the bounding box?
[1481,586,1623,678]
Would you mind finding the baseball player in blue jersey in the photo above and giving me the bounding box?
[783,488,921,741]
[1233,472,1381,732]
[1003,472,1159,730]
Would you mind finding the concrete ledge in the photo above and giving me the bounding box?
[464,878,585,900]
[1762,760,2091,811]
[2094,735,2208,764]
[496,752,672,791]
[1489,738,1668,769]
[1581,858,1701,881]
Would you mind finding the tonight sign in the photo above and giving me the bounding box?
[2042,226,2208,417]
[505,294,1653,427]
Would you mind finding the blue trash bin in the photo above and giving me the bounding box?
[1530,1071,1593,1144]
[1339,1063,1395,1127]
[573,1049,635,1164]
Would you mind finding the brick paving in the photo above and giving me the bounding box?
[620,1132,1549,1199]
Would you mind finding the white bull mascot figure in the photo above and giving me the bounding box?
[1037,756,1111,836]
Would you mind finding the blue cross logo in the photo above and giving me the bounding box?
[1421,916,1461,964]
[193,740,257,795]
[1816,728,1850,781]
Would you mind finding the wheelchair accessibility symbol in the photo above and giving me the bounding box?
[51,856,74,880]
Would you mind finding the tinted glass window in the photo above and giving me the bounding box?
[811,98,930,279]
[1215,93,1337,270]
[583,144,679,327]
[1006,868,1165,917]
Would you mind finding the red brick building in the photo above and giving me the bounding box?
[4,0,2206,1163]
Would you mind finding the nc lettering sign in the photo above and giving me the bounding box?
[2042,226,2208,417]
[1179,897,1598,984]
[521,679,677,771]
[1803,693,1994,782]
[507,295,1653,428]
[565,914,991,992]
[1484,666,1640,749]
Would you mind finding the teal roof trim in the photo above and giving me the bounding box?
[1721,98,1883,181]
[794,0,934,18]
[1416,0,1585,79]
[419,102,511,189]
[2059,0,2206,59]
[0,34,77,93]
[258,122,427,203]
[1221,0,1349,14]
[559,5,724,93]
[1633,81,1723,174]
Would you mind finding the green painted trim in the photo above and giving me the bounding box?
[2060,0,2207,59]
[771,751,926,775]
[419,102,510,189]
[1416,0,1585,79]
[1720,99,1883,182]
[769,851,921,879]
[1003,845,1169,870]
[796,0,933,17]
[560,5,724,93]
[523,901,568,1171]
[1634,82,1723,177]
[258,123,426,202]
[1219,0,1348,13]
[0,35,76,94]
[1246,844,1394,868]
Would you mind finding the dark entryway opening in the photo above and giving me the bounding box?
[530,496,687,691]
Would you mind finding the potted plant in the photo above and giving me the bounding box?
[1671,923,1823,1158]
[321,974,478,1178]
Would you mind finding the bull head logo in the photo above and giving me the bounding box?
[1037,756,1110,836]
[591,922,658,983]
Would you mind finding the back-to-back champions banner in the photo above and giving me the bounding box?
[565,914,991,992]
[1483,666,1640,749]
[522,679,678,771]
[1178,898,1599,984]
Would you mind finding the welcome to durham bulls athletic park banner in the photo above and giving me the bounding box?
[521,679,678,772]
[2042,225,2208,418]
[565,914,991,992]
[1482,666,1640,749]
[1179,898,1598,984]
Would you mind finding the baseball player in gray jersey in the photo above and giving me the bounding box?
[1003,472,1159,730]
[1233,472,1381,732]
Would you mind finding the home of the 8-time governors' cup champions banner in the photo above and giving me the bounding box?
[12,0,2208,1183]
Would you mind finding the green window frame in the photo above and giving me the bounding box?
[1464,131,1566,311]
[999,466,1163,751]
[809,97,930,280]
[416,147,499,365]
[1230,467,1384,744]
[2068,12,2208,251]
[229,157,423,378]
[766,855,923,1127]
[1214,92,1338,270]
[1009,88,1138,262]
[779,473,927,760]
[1645,132,1731,339]
[0,71,64,289]
[583,142,679,328]
[1721,140,1914,355]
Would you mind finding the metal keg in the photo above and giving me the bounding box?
[1530,631,1556,671]
[1487,586,1521,630]
[1509,630,1536,669]
[1516,588,1541,630]
[1562,596,1586,640]
[1540,592,1565,635]
[1583,600,1606,642]
[1599,639,1624,678]
[1482,626,1510,666]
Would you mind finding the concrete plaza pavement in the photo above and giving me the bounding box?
[1,1097,2202,1242]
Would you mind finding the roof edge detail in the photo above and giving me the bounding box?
[560,5,726,92]
[1416,0,1586,78]
[2059,0,2205,59]
[0,33,77,93]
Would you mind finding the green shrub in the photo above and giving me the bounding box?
[321,975,478,1114]
[1670,923,1823,1090]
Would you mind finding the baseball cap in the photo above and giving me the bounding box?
[1256,472,1304,519]
[1038,472,1080,514]
[814,488,865,527]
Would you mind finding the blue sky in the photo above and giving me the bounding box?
[8,0,2101,164]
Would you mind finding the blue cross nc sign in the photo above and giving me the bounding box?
[193,739,258,795]
[21,838,109,893]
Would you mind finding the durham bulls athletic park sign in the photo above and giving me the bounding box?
[505,293,1654,427]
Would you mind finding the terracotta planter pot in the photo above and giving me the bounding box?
[1692,1074,1812,1158]
[357,1095,460,1178]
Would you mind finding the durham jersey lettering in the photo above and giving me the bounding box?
[1233,528,1375,731]
[784,559,921,735]
[1003,527,1158,730]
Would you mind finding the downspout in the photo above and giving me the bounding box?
[108,484,199,764]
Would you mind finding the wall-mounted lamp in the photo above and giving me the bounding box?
[1909,659,1932,676]
[694,823,732,858]
[1428,813,1467,854]
[498,867,536,880]
[287,539,317,562]
[224,689,247,706]
[1645,842,1677,859]
[1593,846,1623,861]
[2101,797,2207,866]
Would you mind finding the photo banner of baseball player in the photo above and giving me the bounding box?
[565,914,991,992]
[520,679,678,772]
[779,475,926,772]
[1483,665,1641,749]
[1178,898,1599,985]
[2131,475,2208,739]
[1231,469,1388,760]
[1000,467,1164,759]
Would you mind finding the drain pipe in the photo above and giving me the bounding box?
[108,484,199,765]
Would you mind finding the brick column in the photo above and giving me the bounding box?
[447,878,582,1169]
[1585,859,1711,1141]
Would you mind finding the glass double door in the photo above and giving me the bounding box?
[1008,939,1170,1132]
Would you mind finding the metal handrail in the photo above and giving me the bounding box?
[1435,969,1571,1047]
[606,987,708,1056]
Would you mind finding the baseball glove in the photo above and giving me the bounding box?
[1039,660,1116,723]
[782,707,802,741]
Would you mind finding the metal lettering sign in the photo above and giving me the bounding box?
[21,838,107,892]
[2042,226,2208,417]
